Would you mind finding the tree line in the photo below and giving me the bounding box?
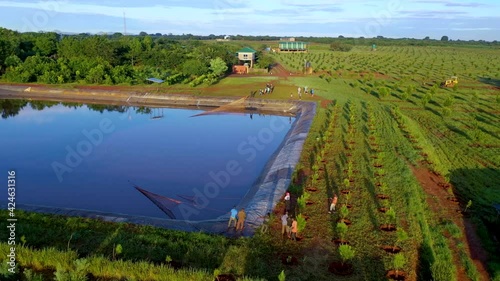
[0,98,153,119]
[0,27,248,86]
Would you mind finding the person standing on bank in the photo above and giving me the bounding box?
[286,215,293,238]
[291,217,298,241]
[261,212,271,234]
[236,208,246,231]
[228,206,238,229]
[281,212,288,236]
[284,192,291,212]
[329,194,338,214]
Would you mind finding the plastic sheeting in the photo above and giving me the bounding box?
[3,101,316,236]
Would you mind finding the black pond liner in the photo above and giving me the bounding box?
[6,100,316,237]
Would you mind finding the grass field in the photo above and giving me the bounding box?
[1,43,499,281]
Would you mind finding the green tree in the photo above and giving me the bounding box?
[4,55,22,68]
[128,38,143,66]
[209,57,228,77]
[182,59,208,77]
[421,93,432,108]
[256,54,275,69]
[34,32,58,56]
[443,95,454,107]
[441,36,449,42]
[85,64,107,84]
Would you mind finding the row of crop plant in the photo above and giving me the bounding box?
[364,102,409,280]
[388,105,484,281]
[329,101,363,276]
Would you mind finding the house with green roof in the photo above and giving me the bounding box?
[236,47,256,68]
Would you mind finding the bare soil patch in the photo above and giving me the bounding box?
[410,163,490,281]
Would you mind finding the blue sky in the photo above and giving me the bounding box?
[0,0,498,40]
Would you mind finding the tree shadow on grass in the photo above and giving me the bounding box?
[445,124,470,140]
[478,77,500,88]
[370,90,380,99]
[363,177,381,229]
[417,240,434,281]
[449,168,500,277]
[423,105,442,118]
[479,125,500,141]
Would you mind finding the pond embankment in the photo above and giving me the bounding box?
[0,84,316,236]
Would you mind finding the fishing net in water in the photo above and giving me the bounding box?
[134,185,181,219]
[191,97,249,117]
[134,185,232,219]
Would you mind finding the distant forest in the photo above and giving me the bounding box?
[0,27,498,86]
[0,28,255,86]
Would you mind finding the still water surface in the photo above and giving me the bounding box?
[0,100,293,220]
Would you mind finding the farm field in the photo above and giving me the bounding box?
[268,44,500,281]
[1,44,499,281]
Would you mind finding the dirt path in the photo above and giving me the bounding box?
[410,163,490,281]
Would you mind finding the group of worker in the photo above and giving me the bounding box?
[227,206,246,231]
[293,86,314,100]
[227,192,338,236]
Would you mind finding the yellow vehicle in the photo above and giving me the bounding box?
[440,76,458,88]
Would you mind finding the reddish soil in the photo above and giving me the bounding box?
[410,163,490,281]
[328,262,354,275]
[386,270,407,280]
[337,218,352,226]
[382,245,402,254]
[380,224,397,232]
[332,239,350,246]
[378,207,389,213]
[306,187,318,192]
[377,194,390,200]
[270,63,299,78]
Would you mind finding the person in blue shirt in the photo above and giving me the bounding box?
[228,206,238,229]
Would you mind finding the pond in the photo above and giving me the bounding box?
[0,99,294,220]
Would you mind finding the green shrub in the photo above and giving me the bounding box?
[24,269,44,281]
[296,214,307,233]
[338,245,355,266]
[393,253,406,276]
[336,222,348,241]
[278,270,286,281]
[339,205,349,220]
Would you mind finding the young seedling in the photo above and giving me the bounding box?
[385,207,396,226]
[338,244,355,266]
[336,221,348,242]
[394,229,409,252]
[464,200,472,213]
[213,269,221,280]
[278,270,286,281]
[113,243,123,260]
[343,178,350,190]
[297,214,307,234]
[393,253,406,278]
[339,205,349,220]
[341,193,350,208]
[380,182,388,194]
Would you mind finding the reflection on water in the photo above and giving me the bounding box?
[0,100,293,220]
